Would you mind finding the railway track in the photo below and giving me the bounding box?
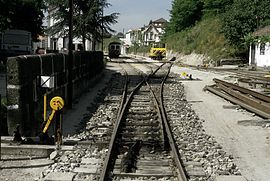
[1,58,244,180]
[100,61,188,181]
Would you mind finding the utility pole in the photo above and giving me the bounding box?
[67,0,73,108]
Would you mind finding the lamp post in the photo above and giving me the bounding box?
[67,0,73,109]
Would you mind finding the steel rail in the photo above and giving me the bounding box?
[230,70,270,82]
[159,63,188,181]
[205,85,270,119]
[238,78,270,87]
[145,80,166,148]
[216,83,270,114]
[99,69,132,181]
[213,78,270,102]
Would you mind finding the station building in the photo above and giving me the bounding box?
[249,26,270,67]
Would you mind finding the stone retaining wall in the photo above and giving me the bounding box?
[6,51,104,136]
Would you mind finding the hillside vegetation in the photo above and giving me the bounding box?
[165,16,237,62]
[164,0,270,64]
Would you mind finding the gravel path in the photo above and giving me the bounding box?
[169,65,270,181]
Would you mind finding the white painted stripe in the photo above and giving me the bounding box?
[7,104,19,110]
[7,84,21,89]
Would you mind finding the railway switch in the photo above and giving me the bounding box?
[41,96,64,145]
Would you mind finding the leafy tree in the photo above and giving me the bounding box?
[46,0,119,50]
[45,0,69,36]
[202,0,233,12]
[116,32,124,38]
[0,0,45,41]
[222,0,270,48]
[165,0,203,35]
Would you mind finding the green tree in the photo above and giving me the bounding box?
[202,0,232,12]
[222,0,270,48]
[46,0,119,50]
[166,0,203,35]
[0,0,45,41]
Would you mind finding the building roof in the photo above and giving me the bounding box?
[253,25,270,36]
[153,18,168,23]
[143,24,159,34]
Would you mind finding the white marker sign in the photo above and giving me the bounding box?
[41,76,54,88]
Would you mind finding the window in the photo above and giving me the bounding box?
[260,43,265,55]
[150,32,153,40]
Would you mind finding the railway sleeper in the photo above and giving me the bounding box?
[126,114,158,120]
[133,95,149,99]
[119,140,142,173]
[126,111,156,117]
[131,99,151,102]
[130,102,151,106]
[114,159,175,178]
[122,127,160,132]
[121,138,162,144]
[124,119,158,124]
[121,133,161,139]
[128,107,154,112]
[113,145,176,177]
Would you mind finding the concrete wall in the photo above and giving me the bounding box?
[6,51,104,136]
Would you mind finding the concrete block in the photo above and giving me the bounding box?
[73,166,99,174]
[81,158,101,165]
[43,172,76,181]
[215,176,247,181]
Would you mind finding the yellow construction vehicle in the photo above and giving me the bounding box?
[149,43,166,60]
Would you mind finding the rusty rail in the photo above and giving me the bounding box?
[205,79,270,119]
[213,78,270,102]
[159,64,188,181]
[99,71,130,181]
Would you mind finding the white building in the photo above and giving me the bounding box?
[249,26,270,67]
[142,18,167,46]
[121,18,167,51]
[46,7,97,52]
[120,28,143,54]
[120,30,132,54]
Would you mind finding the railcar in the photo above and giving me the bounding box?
[108,42,121,58]
[149,43,166,60]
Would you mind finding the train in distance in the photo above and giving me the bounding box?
[108,42,121,58]
[0,29,32,64]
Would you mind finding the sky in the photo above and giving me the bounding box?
[105,0,173,33]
